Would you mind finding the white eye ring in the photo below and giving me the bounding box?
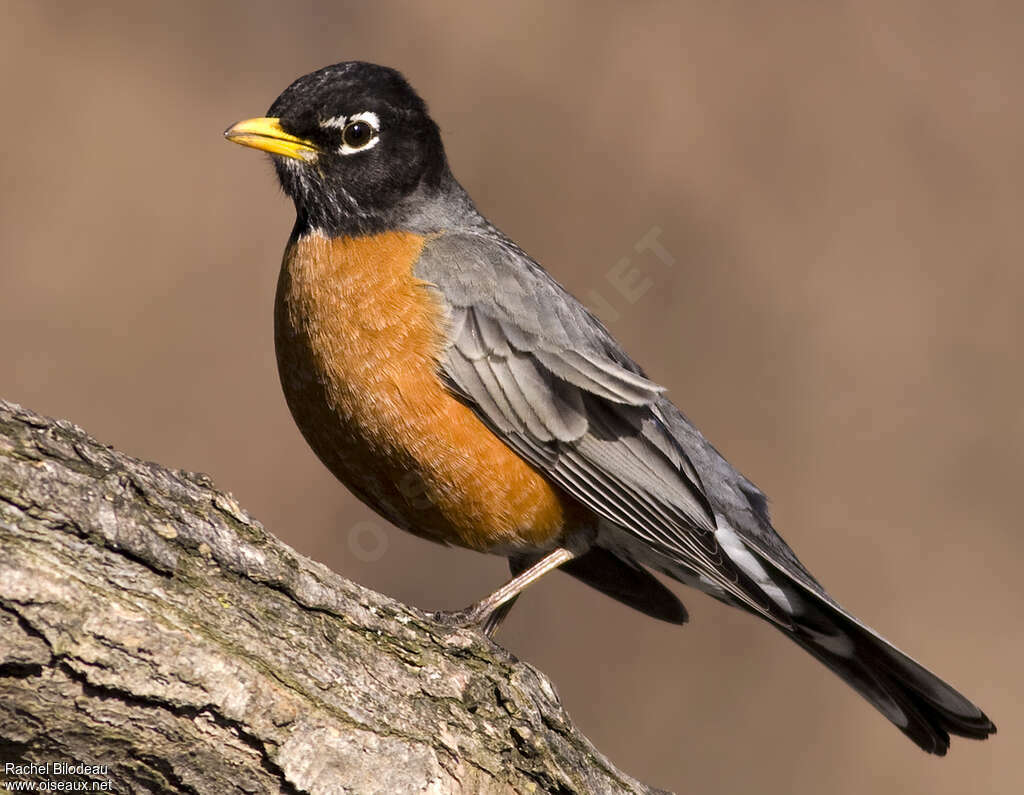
[322,111,381,155]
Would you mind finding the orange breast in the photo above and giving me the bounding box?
[274,230,574,552]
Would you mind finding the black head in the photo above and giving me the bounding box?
[226,62,452,236]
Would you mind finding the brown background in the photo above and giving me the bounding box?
[2,2,1019,792]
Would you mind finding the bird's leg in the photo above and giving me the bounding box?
[433,547,576,637]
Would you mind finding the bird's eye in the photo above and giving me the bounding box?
[342,120,375,149]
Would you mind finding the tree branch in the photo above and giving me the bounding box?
[0,401,668,795]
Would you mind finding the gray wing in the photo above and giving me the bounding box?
[415,231,789,624]
[416,231,995,750]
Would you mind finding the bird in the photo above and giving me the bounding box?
[224,61,995,754]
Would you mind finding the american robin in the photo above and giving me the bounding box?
[225,61,994,754]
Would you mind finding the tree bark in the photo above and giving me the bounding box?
[0,401,668,795]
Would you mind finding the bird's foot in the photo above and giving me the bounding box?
[430,606,482,629]
[431,596,517,639]
[429,548,576,638]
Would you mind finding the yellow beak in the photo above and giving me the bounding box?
[223,117,318,162]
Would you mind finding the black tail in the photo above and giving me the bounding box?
[782,590,995,754]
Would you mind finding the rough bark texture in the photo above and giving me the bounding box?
[0,401,667,795]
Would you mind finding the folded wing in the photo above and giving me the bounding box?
[416,232,790,624]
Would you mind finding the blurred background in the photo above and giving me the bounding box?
[2,1,1020,792]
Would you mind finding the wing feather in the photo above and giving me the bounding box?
[416,232,788,624]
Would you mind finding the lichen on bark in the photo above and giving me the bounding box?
[0,401,668,795]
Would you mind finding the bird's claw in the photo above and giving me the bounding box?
[430,606,488,630]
